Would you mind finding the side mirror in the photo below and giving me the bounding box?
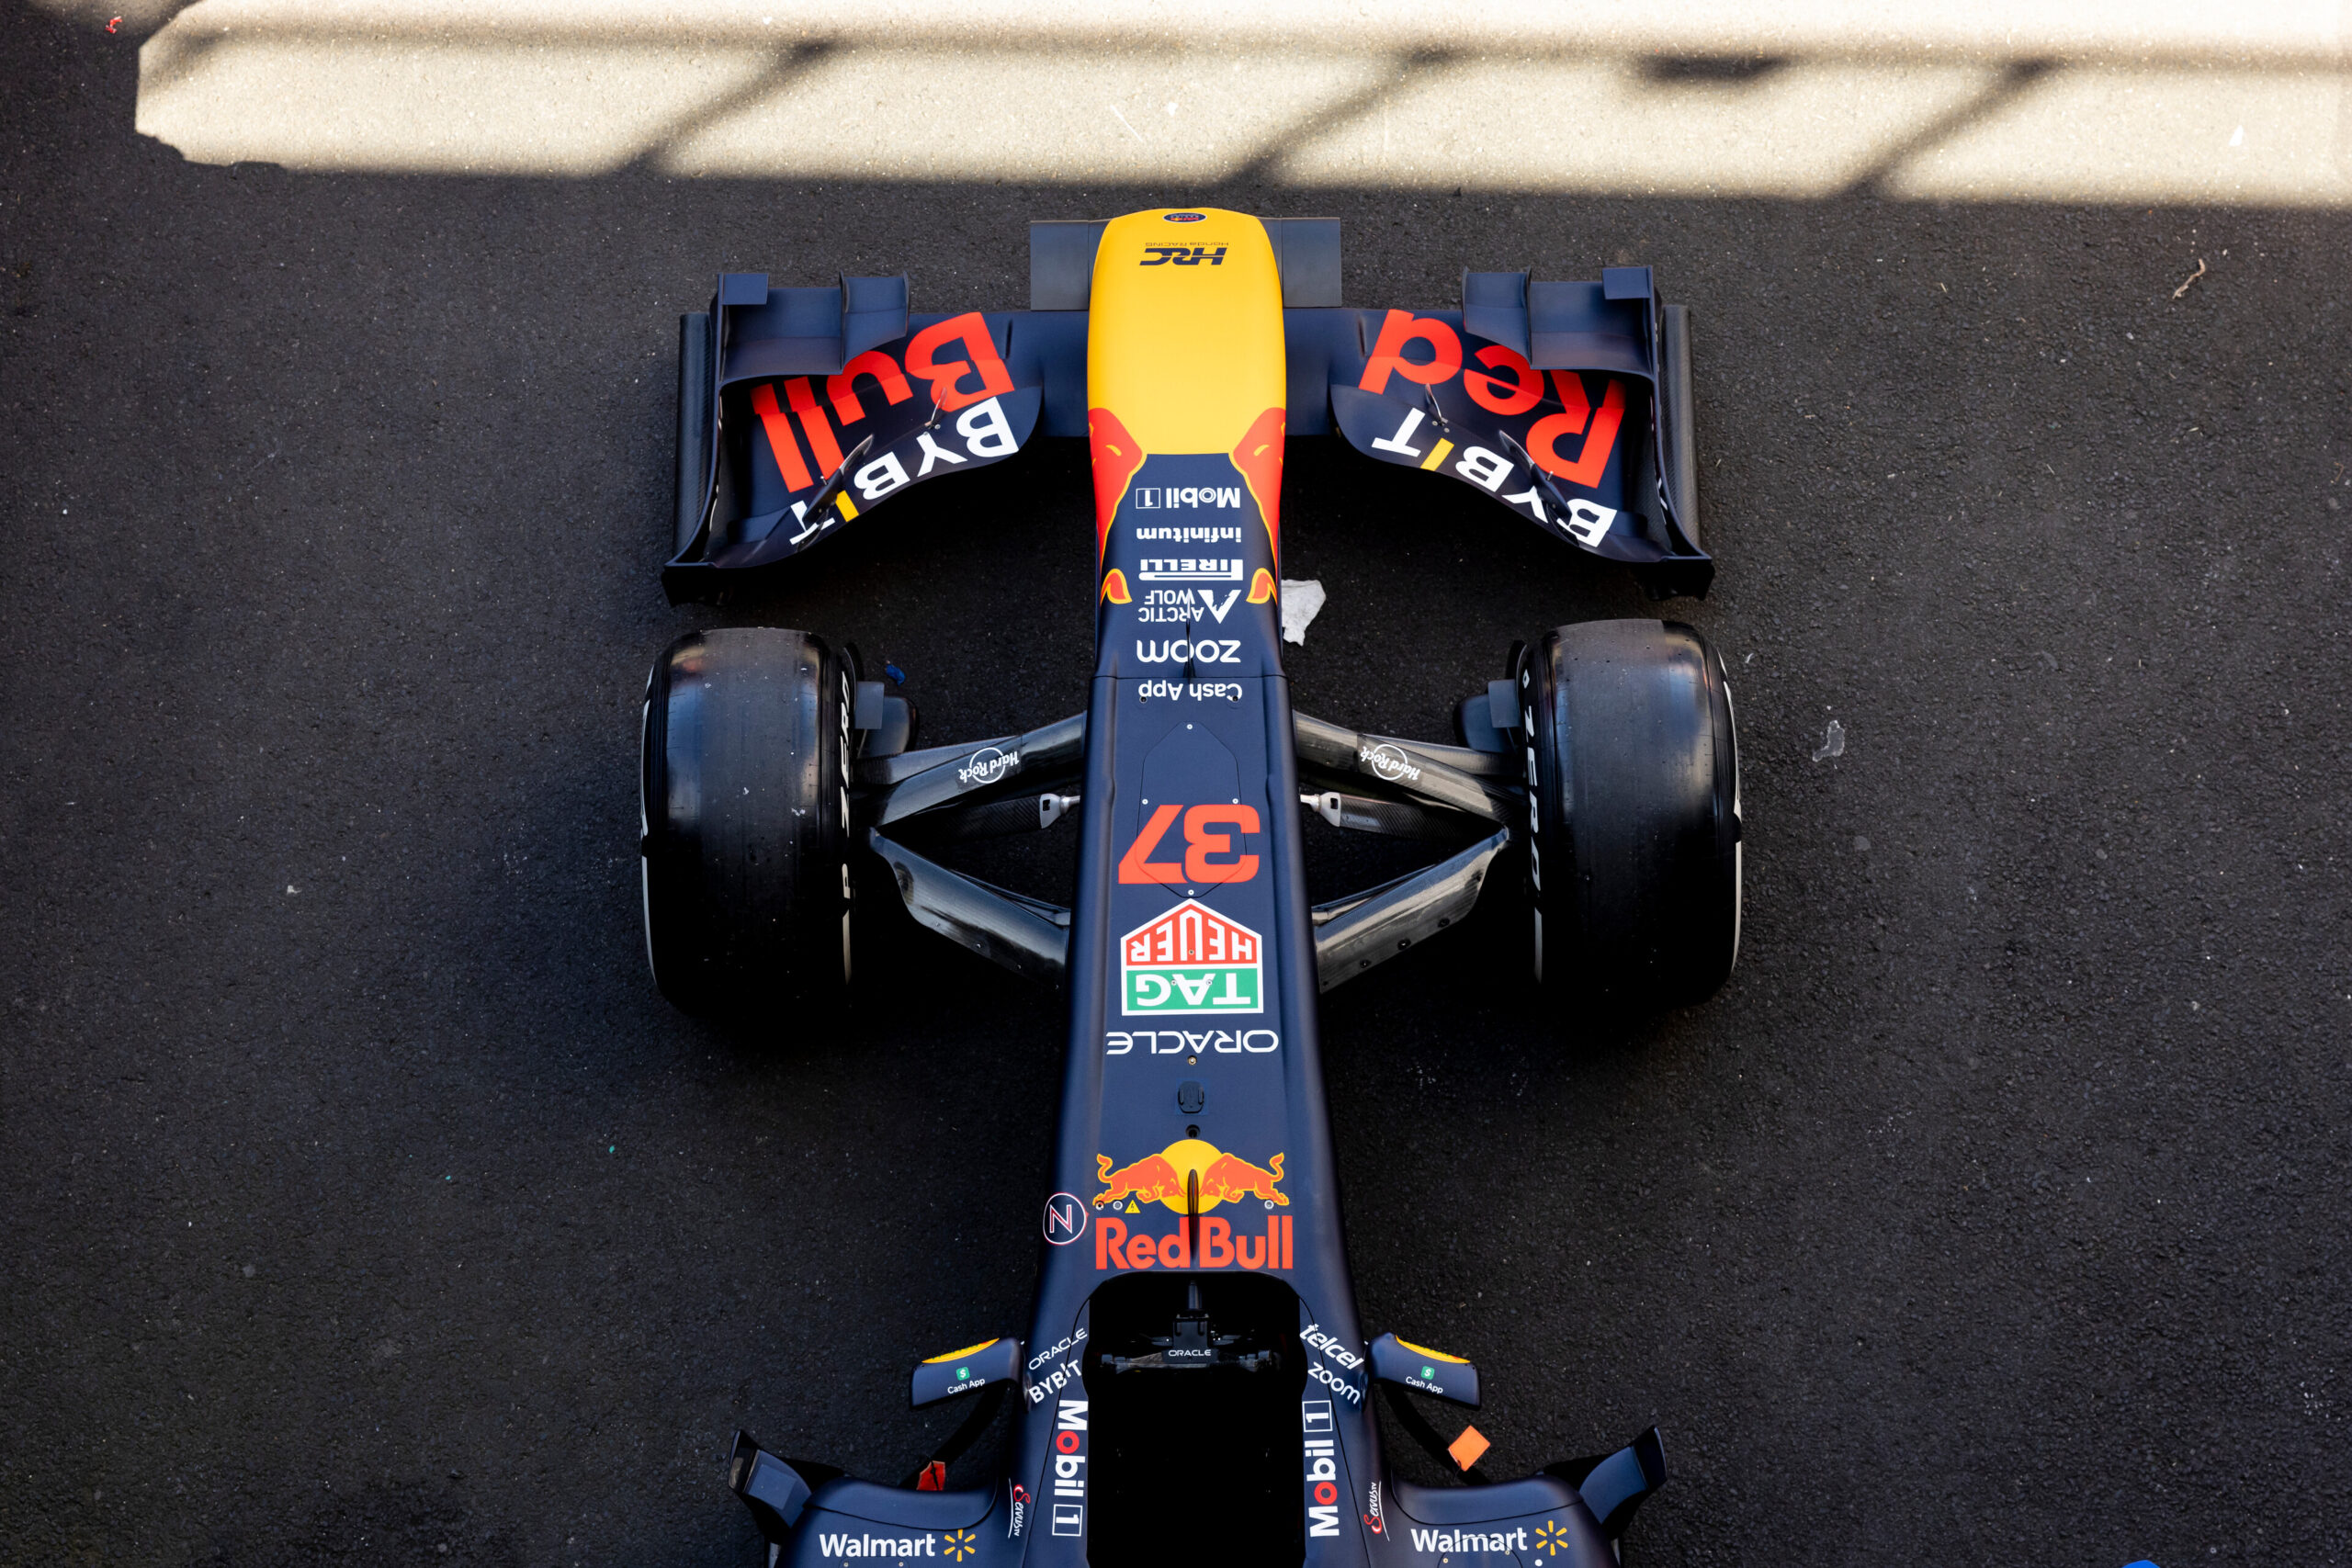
[910,1337,1024,1408]
[728,1431,812,1543]
[1368,1332,1481,1407]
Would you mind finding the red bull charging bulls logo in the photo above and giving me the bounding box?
[1091,1137,1293,1272]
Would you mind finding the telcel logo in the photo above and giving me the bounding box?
[1300,1324,1364,1371]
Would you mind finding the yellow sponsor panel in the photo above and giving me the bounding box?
[1087,209,1286,459]
[1394,1337,1470,1364]
[922,1337,1001,1364]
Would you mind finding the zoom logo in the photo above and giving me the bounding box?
[1309,1359,1364,1405]
[1135,639,1241,664]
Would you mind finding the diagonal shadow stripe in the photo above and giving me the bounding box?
[628,38,836,175]
[1217,46,1456,191]
[1843,56,2056,198]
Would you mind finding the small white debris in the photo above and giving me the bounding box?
[2229,125,2245,147]
[285,885,297,895]
[1812,720,1846,761]
[1280,579,1327,645]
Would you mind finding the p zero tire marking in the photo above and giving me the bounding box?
[639,695,660,987]
[838,660,855,987]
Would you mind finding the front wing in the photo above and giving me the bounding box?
[665,233,1710,603]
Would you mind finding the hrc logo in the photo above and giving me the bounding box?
[1141,246,1228,267]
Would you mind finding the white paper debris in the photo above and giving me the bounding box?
[1812,720,1846,761]
[1280,578,1326,645]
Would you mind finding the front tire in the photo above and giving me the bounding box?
[1521,619,1740,1011]
[640,627,853,1016]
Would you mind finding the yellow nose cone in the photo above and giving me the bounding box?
[1087,208,1287,459]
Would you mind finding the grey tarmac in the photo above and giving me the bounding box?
[3,6,2348,1565]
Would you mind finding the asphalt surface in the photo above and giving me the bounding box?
[6,7,2351,1566]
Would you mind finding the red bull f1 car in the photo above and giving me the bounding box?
[639,209,1741,1568]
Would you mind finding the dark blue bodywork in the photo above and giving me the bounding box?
[765,441,1627,1568]
[707,231,1683,1568]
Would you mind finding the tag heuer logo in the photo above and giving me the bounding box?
[1120,899,1262,1015]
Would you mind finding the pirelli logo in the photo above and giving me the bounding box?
[1137,558,1243,582]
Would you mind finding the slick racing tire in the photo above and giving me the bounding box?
[641,627,853,1016]
[1521,619,1740,1011]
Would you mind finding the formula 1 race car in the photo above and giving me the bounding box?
[639,209,1740,1568]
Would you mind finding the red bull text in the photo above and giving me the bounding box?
[1094,1213,1293,1272]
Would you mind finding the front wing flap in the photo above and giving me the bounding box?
[1304,265,1711,598]
[668,240,1712,604]
[666,275,1047,602]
